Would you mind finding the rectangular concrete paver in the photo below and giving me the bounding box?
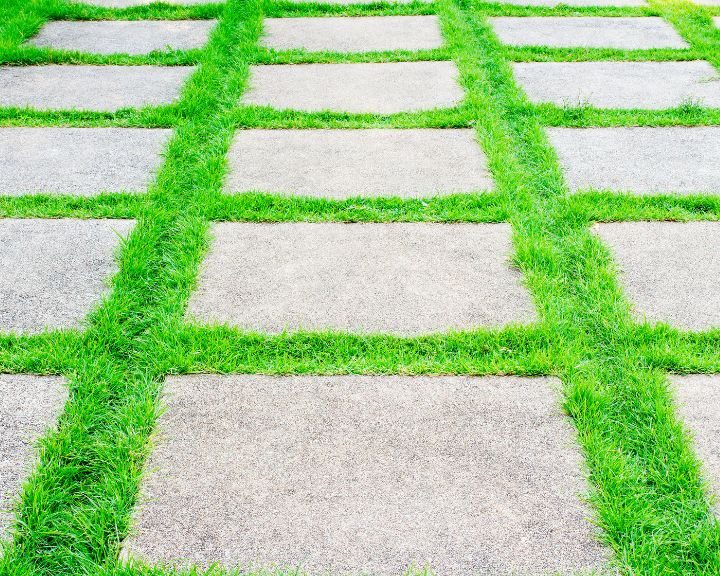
[226,129,493,198]
[124,375,606,575]
[0,375,67,539]
[593,222,720,330]
[513,61,720,109]
[549,127,720,195]
[0,128,171,196]
[29,20,217,55]
[188,223,535,334]
[74,0,221,5]
[493,0,645,5]
[261,16,443,53]
[241,62,463,113]
[490,17,687,49]
[0,219,135,334]
[0,66,194,112]
[671,375,720,501]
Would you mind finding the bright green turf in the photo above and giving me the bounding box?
[1,0,720,574]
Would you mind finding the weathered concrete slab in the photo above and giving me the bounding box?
[188,223,536,334]
[548,127,720,195]
[226,129,493,198]
[671,375,720,500]
[124,374,606,575]
[492,0,645,5]
[0,375,67,539]
[29,20,217,55]
[490,17,687,49]
[0,128,171,196]
[513,61,720,109]
[0,65,194,112]
[241,62,463,113]
[75,0,221,6]
[0,219,135,334]
[593,222,720,330]
[261,16,443,53]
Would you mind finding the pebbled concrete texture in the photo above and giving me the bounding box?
[513,61,720,109]
[549,127,720,195]
[0,128,171,196]
[73,0,220,5]
[671,375,720,501]
[226,129,493,198]
[241,62,464,113]
[490,0,645,5]
[489,17,687,49]
[593,222,720,330]
[29,20,217,55]
[261,16,443,53]
[124,374,606,575]
[0,375,67,540]
[188,223,535,334]
[0,219,135,334]
[0,65,194,112]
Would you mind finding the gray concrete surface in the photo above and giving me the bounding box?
[489,17,687,49]
[513,61,720,109]
[283,0,431,4]
[124,374,606,575]
[0,219,135,334]
[492,0,645,5]
[225,129,493,198]
[187,223,536,334]
[260,16,443,53]
[74,0,221,5]
[671,375,720,501]
[0,375,67,540]
[241,62,464,113]
[593,222,720,330]
[0,65,194,112]
[29,20,217,55]
[0,128,171,196]
[548,127,720,195]
[715,16,720,26]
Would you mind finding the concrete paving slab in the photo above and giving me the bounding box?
[671,375,720,501]
[188,223,536,334]
[282,0,431,4]
[261,16,443,53]
[0,219,135,334]
[124,374,606,575]
[0,375,67,540]
[492,0,645,5]
[226,129,493,198]
[241,62,463,113]
[548,127,720,195]
[490,17,687,49]
[513,61,720,109]
[0,65,194,112]
[75,0,221,5]
[593,222,720,330]
[0,128,171,196]
[29,20,217,55]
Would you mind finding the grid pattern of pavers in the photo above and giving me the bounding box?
[29,20,217,55]
[261,16,443,52]
[225,129,493,197]
[187,223,536,334]
[0,128,171,196]
[124,375,606,575]
[0,375,67,539]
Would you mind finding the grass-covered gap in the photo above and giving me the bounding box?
[0,0,719,575]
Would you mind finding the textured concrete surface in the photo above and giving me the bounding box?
[124,375,606,575]
[226,129,493,198]
[29,20,217,55]
[0,128,171,196]
[490,17,687,49]
[513,61,720,109]
[75,0,220,5]
[671,375,720,500]
[0,65,194,112]
[549,127,720,195]
[593,222,720,330]
[493,0,645,5]
[188,223,535,334]
[0,219,135,334]
[242,62,463,113]
[0,375,67,539]
[261,16,443,53]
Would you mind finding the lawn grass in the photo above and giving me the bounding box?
[0,0,720,574]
